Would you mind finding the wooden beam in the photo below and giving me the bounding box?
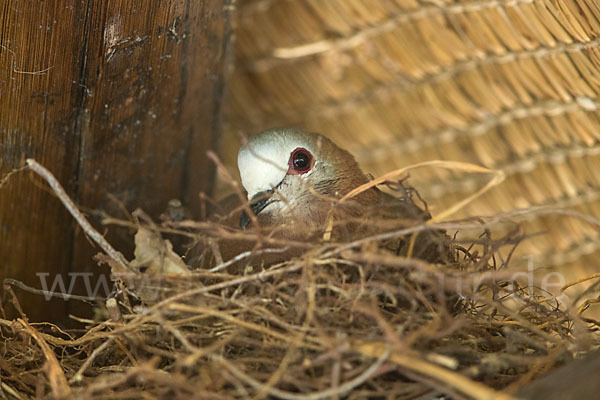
[0,0,231,322]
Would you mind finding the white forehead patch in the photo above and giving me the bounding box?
[238,129,313,198]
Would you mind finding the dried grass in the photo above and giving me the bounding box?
[2,159,600,399]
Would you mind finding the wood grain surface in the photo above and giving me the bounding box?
[0,0,231,322]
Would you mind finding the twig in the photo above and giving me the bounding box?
[253,266,315,400]
[106,298,122,322]
[26,159,132,273]
[0,165,27,189]
[18,318,71,398]
[341,161,497,202]
[122,261,305,324]
[209,247,290,272]
[0,381,24,400]
[216,345,390,400]
[167,303,317,348]
[4,278,102,302]
[339,160,504,222]
[325,203,600,258]
[69,337,116,384]
[352,340,516,400]
[561,272,600,292]
[3,285,26,319]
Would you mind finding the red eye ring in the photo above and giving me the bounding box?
[288,148,313,175]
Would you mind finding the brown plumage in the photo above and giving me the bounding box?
[237,128,449,261]
[516,351,600,400]
[190,127,450,268]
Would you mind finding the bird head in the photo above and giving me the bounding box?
[237,128,372,232]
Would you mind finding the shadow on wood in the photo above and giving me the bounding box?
[0,0,232,323]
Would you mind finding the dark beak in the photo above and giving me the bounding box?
[240,190,274,230]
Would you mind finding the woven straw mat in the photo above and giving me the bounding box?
[219,0,600,289]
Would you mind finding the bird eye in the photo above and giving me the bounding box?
[289,148,313,174]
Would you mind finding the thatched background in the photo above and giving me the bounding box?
[220,0,600,286]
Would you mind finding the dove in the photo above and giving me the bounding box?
[188,127,449,268]
[236,127,449,262]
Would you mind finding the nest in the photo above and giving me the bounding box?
[2,159,600,399]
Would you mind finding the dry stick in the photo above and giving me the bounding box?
[351,340,516,400]
[69,337,116,384]
[209,247,290,272]
[254,262,318,400]
[3,285,26,319]
[561,272,600,292]
[166,303,319,348]
[123,261,304,323]
[26,159,132,273]
[104,216,314,252]
[577,297,600,315]
[0,165,27,189]
[5,263,306,349]
[18,318,72,398]
[358,217,517,265]
[1,381,25,400]
[4,278,102,302]
[106,298,122,322]
[340,160,504,222]
[253,336,304,400]
[432,169,505,223]
[181,332,239,368]
[342,160,504,256]
[216,345,391,400]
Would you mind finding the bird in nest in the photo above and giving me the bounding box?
[191,127,452,268]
